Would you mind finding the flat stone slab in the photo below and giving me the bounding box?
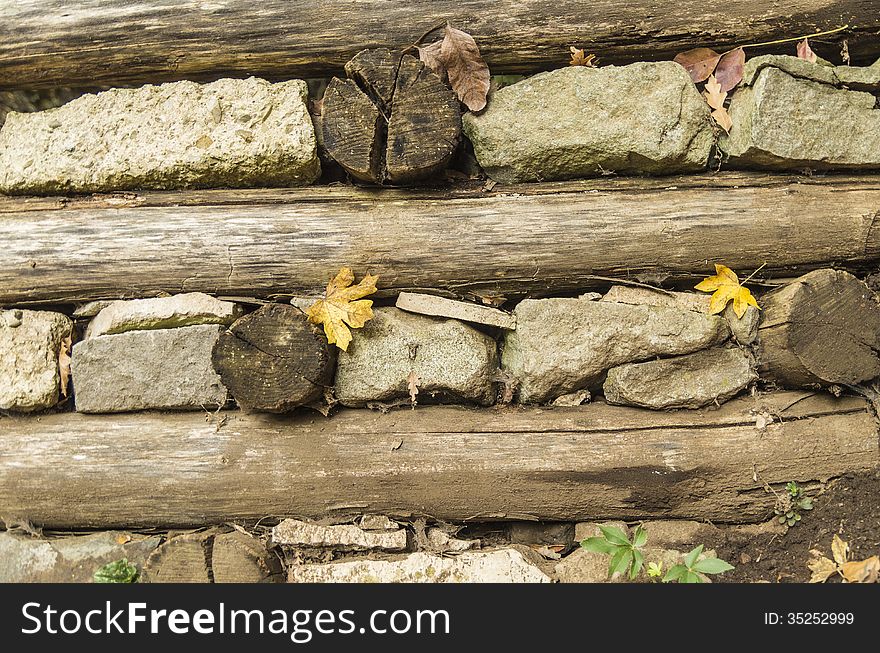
[603,347,757,409]
[396,292,516,329]
[0,531,160,583]
[0,309,72,412]
[721,55,880,171]
[71,325,228,412]
[86,292,244,338]
[288,549,551,583]
[463,62,714,183]
[502,298,728,403]
[335,307,499,406]
[0,77,320,194]
[272,518,407,552]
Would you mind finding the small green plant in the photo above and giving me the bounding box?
[580,524,647,580]
[774,481,813,527]
[93,558,139,583]
[663,545,734,583]
[647,561,664,580]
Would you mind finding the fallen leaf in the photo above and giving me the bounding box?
[841,556,879,583]
[840,40,850,65]
[714,47,745,93]
[407,370,420,407]
[702,75,733,133]
[831,533,849,566]
[58,334,73,399]
[674,47,722,83]
[569,47,597,67]
[439,23,490,112]
[694,263,760,318]
[418,40,447,80]
[808,555,839,583]
[306,267,379,351]
[797,38,817,64]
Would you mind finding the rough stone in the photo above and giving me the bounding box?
[71,325,228,412]
[604,347,756,409]
[502,298,729,403]
[73,300,115,318]
[396,292,516,329]
[638,520,714,550]
[462,63,714,183]
[601,285,759,345]
[335,308,499,406]
[0,309,72,412]
[601,285,710,313]
[724,304,760,345]
[272,518,407,552]
[0,531,160,582]
[288,549,551,583]
[85,293,244,338]
[0,77,320,194]
[358,515,399,531]
[722,56,880,170]
[425,528,480,553]
[508,522,575,547]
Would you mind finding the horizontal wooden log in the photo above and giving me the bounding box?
[0,392,875,528]
[0,1,877,90]
[1,173,879,306]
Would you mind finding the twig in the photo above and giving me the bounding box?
[738,25,849,50]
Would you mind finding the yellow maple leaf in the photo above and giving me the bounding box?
[306,267,379,352]
[694,264,760,318]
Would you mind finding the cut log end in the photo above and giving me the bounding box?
[212,304,335,412]
[758,269,880,387]
[323,49,461,185]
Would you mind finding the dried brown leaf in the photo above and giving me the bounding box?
[797,38,817,64]
[841,556,879,584]
[831,533,849,566]
[306,267,379,351]
[439,23,490,112]
[418,40,447,80]
[407,370,420,408]
[807,555,839,583]
[569,47,597,67]
[674,47,721,83]
[702,75,732,133]
[58,334,72,399]
[714,47,745,93]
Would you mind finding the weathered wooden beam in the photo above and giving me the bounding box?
[0,1,877,90]
[1,174,879,306]
[0,392,875,528]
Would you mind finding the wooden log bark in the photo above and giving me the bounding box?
[0,393,875,528]
[1,173,879,306]
[0,1,877,90]
[758,269,880,387]
[212,304,335,412]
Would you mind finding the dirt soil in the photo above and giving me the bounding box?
[715,469,880,583]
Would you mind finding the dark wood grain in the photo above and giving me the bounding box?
[759,269,880,386]
[0,393,875,528]
[212,304,335,412]
[0,1,877,90]
[1,173,878,306]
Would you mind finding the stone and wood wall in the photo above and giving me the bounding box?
[1,6,879,582]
